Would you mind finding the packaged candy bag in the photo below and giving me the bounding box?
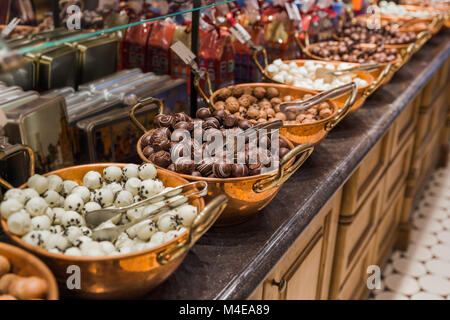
[121,21,153,71]
[170,23,194,91]
[147,19,176,75]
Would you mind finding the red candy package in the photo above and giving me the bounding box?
[147,19,176,75]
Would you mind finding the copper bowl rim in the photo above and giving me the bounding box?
[209,82,342,129]
[137,134,297,183]
[0,163,205,263]
[262,59,375,92]
[0,242,59,300]
[303,42,403,66]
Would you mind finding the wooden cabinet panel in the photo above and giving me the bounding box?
[261,190,341,300]
[248,284,263,300]
[341,131,391,216]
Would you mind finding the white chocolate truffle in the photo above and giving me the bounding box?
[119,246,133,255]
[48,248,61,254]
[23,188,39,202]
[42,190,61,208]
[47,233,70,251]
[25,197,48,217]
[61,211,84,228]
[0,199,23,219]
[139,179,164,199]
[115,233,133,249]
[114,190,134,208]
[71,186,91,203]
[175,204,198,227]
[82,201,102,214]
[61,180,79,197]
[65,247,82,256]
[124,178,142,196]
[47,175,63,193]
[163,230,180,242]
[7,211,31,236]
[51,207,65,225]
[158,214,177,232]
[99,241,116,255]
[150,232,165,246]
[22,230,50,249]
[73,235,92,248]
[103,166,123,183]
[136,220,158,241]
[125,220,148,239]
[64,194,84,213]
[27,174,48,195]
[126,207,144,221]
[81,241,104,256]
[105,182,123,195]
[83,171,103,190]
[63,226,83,243]
[31,215,51,230]
[80,226,92,237]
[93,188,114,207]
[122,164,140,180]
[49,225,64,234]
[138,163,157,180]
[4,189,26,205]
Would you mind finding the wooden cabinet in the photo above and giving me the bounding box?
[255,190,341,300]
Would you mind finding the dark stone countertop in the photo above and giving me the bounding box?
[1,30,449,300]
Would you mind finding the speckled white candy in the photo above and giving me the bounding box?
[71,186,91,203]
[46,233,70,251]
[175,205,197,227]
[122,164,140,180]
[61,211,84,228]
[103,166,123,183]
[125,178,142,196]
[64,226,83,243]
[82,201,102,213]
[150,232,165,246]
[7,211,31,236]
[64,194,84,213]
[114,190,134,207]
[27,174,48,195]
[80,226,92,237]
[93,188,115,207]
[139,179,164,199]
[62,180,79,196]
[22,188,39,202]
[31,215,51,230]
[136,220,158,241]
[100,241,116,255]
[65,247,82,256]
[106,182,123,195]
[0,198,23,218]
[47,175,63,193]
[42,190,61,208]
[25,197,48,217]
[138,163,157,180]
[83,171,103,190]
[4,189,26,204]
[51,207,65,225]
[73,235,92,248]
[49,225,64,234]
[126,207,144,221]
[23,230,50,249]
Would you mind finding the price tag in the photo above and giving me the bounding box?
[170,41,201,73]
[230,23,251,44]
[0,109,7,129]
[285,3,301,21]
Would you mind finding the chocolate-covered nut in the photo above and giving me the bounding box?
[248,163,262,176]
[231,86,244,97]
[174,121,194,131]
[275,112,287,121]
[213,109,227,123]
[319,108,333,118]
[238,119,251,130]
[196,107,212,119]
[224,115,237,128]
[154,114,174,128]
[283,95,294,102]
[231,164,249,177]
[202,117,220,130]
[258,100,272,109]
[253,87,266,99]
[215,101,226,110]
[247,107,260,119]
[225,96,240,113]
[212,163,232,178]
[266,87,280,99]
[217,88,232,100]
[174,157,196,174]
[153,150,172,168]
[143,146,154,158]
[279,147,290,159]
[238,95,251,108]
[242,87,253,96]
[270,97,282,106]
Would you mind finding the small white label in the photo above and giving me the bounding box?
[0,109,7,129]
[285,3,301,21]
[230,23,251,44]
[170,41,197,66]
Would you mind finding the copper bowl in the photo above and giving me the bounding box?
[0,163,228,299]
[254,57,376,114]
[131,105,314,226]
[0,242,59,300]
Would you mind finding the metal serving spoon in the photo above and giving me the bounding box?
[85,181,208,229]
[279,82,357,114]
[315,63,380,83]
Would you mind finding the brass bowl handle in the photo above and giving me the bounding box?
[394,42,415,71]
[252,47,269,78]
[414,30,432,53]
[325,82,358,132]
[0,143,35,191]
[157,194,228,265]
[294,30,310,56]
[253,143,314,193]
[193,69,213,108]
[363,63,393,98]
[129,97,164,134]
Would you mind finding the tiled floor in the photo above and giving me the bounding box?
[370,161,450,300]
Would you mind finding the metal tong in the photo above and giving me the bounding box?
[315,63,380,83]
[279,82,357,114]
[1,18,21,38]
[86,181,208,241]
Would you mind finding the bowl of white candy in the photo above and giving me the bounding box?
[0,163,227,299]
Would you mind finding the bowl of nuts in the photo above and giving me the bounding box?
[206,83,357,146]
[0,160,228,299]
[132,102,314,226]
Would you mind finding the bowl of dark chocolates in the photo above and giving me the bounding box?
[136,111,314,226]
[209,83,357,145]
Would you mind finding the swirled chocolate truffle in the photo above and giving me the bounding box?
[196,107,212,120]
[248,163,262,176]
[143,146,154,158]
[231,164,248,177]
[202,117,220,130]
[150,135,171,152]
[174,157,196,174]
[152,151,172,168]
[174,112,191,123]
[196,158,214,176]
[154,114,174,128]
[174,121,194,131]
[141,133,152,147]
[212,163,232,178]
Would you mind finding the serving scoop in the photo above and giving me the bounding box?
[315,63,379,83]
[85,181,208,229]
